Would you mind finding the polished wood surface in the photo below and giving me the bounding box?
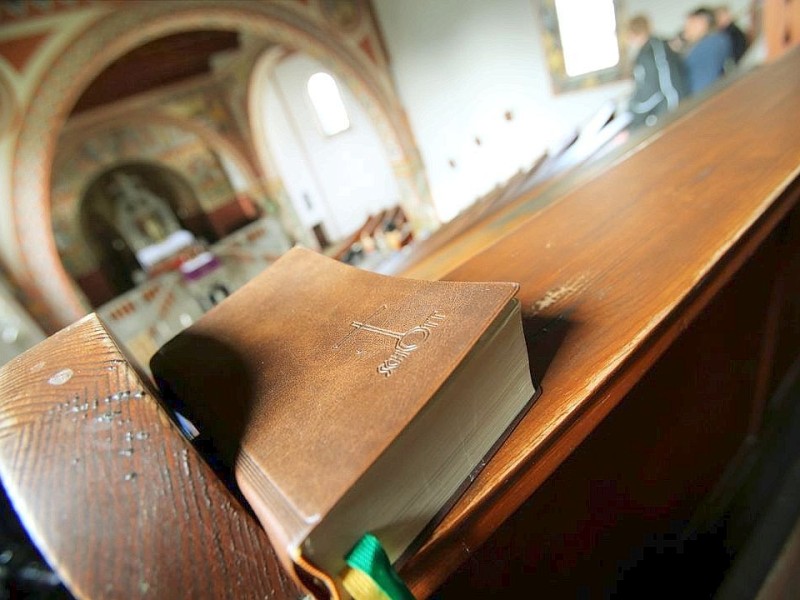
[437,216,794,597]
[0,315,299,599]
[1,49,799,600]
[381,106,630,280]
[398,49,800,596]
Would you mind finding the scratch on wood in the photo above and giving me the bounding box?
[531,274,590,315]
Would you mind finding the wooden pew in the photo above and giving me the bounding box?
[382,66,754,283]
[379,104,632,279]
[401,50,800,596]
[375,158,545,277]
[1,48,800,598]
[327,206,412,265]
[327,211,383,262]
[374,103,626,279]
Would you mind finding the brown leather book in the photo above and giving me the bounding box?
[151,247,535,598]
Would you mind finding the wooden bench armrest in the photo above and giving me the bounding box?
[0,315,300,599]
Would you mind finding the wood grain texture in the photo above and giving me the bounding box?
[399,48,800,597]
[0,315,300,599]
[386,72,757,284]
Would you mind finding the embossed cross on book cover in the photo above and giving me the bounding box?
[151,247,536,599]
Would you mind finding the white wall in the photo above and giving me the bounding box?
[261,53,402,241]
[373,0,752,222]
[373,0,630,221]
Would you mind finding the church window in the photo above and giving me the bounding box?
[307,72,350,136]
[555,0,620,77]
[539,0,625,93]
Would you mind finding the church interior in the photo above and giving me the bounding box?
[1,0,800,597]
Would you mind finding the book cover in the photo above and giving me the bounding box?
[151,247,532,597]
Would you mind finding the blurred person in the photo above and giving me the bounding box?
[668,30,688,54]
[683,7,734,94]
[626,15,688,128]
[715,5,748,62]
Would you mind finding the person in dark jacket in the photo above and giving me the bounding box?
[683,7,734,95]
[626,15,688,129]
[715,5,748,63]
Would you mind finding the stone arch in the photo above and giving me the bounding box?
[11,1,433,330]
[0,67,18,136]
[246,45,295,236]
[57,110,266,210]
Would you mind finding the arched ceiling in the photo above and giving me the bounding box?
[71,30,240,115]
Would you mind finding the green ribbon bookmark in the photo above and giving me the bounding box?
[341,533,415,600]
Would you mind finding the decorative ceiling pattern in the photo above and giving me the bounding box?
[71,30,240,115]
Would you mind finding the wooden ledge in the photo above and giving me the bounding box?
[400,48,800,596]
[0,315,299,599]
